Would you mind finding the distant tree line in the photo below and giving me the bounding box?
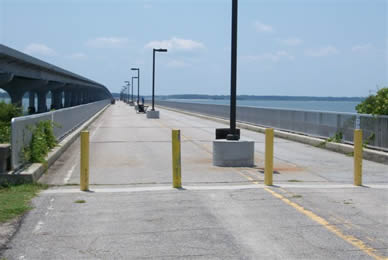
[111,93,364,102]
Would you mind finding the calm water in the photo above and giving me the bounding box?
[0,97,359,113]
[166,99,360,113]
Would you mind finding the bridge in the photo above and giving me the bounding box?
[0,46,387,259]
[0,44,112,113]
[0,101,386,259]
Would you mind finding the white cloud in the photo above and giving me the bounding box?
[145,37,205,51]
[281,37,303,46]
[24,43,56,56]
[254,21,274,33]
[167,59,189,68]
[143,0,152,8]
[67,52,87,60]
[243,50,294,62]
[86,37,129,48]
[351,43,372,52]
[305,46,339,57]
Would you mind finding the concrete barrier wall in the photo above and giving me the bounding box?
[156,100,388,151]
[11,99,110,169]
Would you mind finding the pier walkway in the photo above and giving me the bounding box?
[4,102,387,259]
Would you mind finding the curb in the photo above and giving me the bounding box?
[158,105,388,165]
[0,104,110,184]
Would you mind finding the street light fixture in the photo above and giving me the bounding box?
[120,85,127,101]
[212,0,252,167]
[215,0,240,141]
[131,76,137,103]
[228,0,239,140]
[131,68,140,104]
[124,81,130,103]
[152,48,168,111]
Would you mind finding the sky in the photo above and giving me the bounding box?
[0,0,387,97]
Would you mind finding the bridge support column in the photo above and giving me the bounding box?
[80,91,85,104]
[28,91,36,114]
[83,90,90,104]
[76,91,81,105]
[51,89,63,109]
[1,78,48,109]
[37,89,48,113]
[71,90,78,106]
[7,89,25,107]
[64,90,71,107]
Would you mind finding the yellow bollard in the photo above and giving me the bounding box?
[172,129,182,188]
[354,129,363,186]
[80,131,89,191]
[264,128,274,186]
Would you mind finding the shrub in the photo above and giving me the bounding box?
[0,102,22,144]
[27,121,57,163]
[0,102,22,123]
[356,87,388,115]
[0,123,10,143]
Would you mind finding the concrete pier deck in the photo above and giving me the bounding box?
[3,102,387,259]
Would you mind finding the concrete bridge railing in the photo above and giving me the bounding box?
[156,100,388,151]
[11,99,110,170]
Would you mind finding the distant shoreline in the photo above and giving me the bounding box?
[1,93,363,102]
[110,93,364,102]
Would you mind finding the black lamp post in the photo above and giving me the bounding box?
[124,81,130,103]
[131,76,136,103]
[152,48,168,111]
[121,86,127,102]
[131,68,140,103]
[215,0,240,140]
[227,0,239,140]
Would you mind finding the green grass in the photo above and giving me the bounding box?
[0,183,48,223]
[74,199,86,204]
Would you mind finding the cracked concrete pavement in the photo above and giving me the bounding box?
[2,101,387,259]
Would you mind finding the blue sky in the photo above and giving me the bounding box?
[1,0,386,96]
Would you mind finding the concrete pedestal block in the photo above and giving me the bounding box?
[213,140,254,167]
[146,110,160,119]
[0,144,11,173]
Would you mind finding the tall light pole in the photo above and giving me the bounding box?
[227,0,239,140]
[131,68,140,103]
[121,86,127,102]
[212,0,252,167]
[131,76,136,103]
[124,81,130,103]
[152,48,168,111]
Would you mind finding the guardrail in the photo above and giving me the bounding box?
[156,100,388,151]
[11,99,110,169]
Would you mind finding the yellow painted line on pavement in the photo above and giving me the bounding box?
[156,111,387,259]
[264,187,385,260]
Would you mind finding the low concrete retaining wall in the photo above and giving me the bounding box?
[156,100,388,152]
[158,105,388,165]
[0,103,110,184]
[11,99,110,170]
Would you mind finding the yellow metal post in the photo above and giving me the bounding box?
[80,131,89,191]
[172,129,182,188]
[354,129,363,186]
[265,128,274,186]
